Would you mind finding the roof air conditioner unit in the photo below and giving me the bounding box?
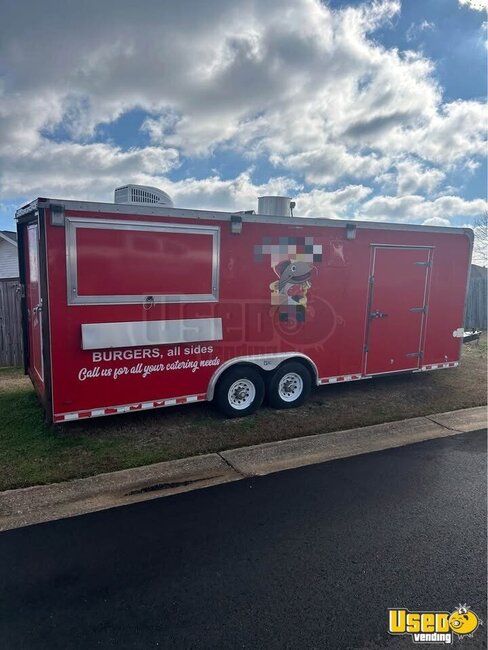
[114,184,174,207]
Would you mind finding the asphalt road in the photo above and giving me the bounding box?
[0,430,486,650]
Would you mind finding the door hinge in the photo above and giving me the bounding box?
[368,275,374,284]
[363,344,368,353]
[16,283,25,299]
[410,306,427,313]
[406,351,423,358]
[415,261,431,267]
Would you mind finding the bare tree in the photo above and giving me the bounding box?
[472,213,487,266]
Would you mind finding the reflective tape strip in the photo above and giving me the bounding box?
[319,374,363,385]
[421,362,458,371]
[54,393,207,422]
[62,412,80,421]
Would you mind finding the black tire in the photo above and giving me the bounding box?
[215,366,265,418]
[268,361,312,410]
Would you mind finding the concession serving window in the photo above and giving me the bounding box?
[66,217,220,305]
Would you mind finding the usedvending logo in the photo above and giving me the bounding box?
[389,605,481,644]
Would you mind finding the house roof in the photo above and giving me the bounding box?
[0,230,17,246]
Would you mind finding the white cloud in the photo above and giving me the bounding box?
[271,147,390,185]
[0,141,179,199]
[422,216,451,227]
[0,0,485,223]
[166,179,486,224]
[459,0,488,11]
[0,169,372,229]
[1,170,486,234]
[357,194,488,223]
[377,159,446,196]
[399,101,486,166]
[406,20,435,42]
[293,184,373,217]
[165,171,298,212]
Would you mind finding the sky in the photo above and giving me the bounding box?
[0,0,486,245]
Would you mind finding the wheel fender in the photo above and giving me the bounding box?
[207,353,319,400]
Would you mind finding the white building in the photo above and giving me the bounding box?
[0,231,19,279]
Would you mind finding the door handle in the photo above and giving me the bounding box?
[370,310,388,319]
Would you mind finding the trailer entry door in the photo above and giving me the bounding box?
[364,246,432,375]
[26,222,44,387]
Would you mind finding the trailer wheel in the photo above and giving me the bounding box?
[268,361,311,409]
[215,366,265,418]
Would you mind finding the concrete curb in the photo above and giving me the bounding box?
[0,406,485,532]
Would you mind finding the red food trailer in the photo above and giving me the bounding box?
[16,186,472,423]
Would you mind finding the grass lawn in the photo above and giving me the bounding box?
[1,336,486,491]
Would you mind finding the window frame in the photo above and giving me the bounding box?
[65,217,220,305]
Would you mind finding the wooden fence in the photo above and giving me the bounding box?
[465,274,487,331]
[0,278,23,367]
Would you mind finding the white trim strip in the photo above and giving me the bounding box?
[81,317,223,350]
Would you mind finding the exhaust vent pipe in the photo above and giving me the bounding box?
[257,196,294,217]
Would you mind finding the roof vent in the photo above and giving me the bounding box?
[257,196,293,217]
[114,184,174,207]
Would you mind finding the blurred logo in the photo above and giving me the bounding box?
[254,236,323,323]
